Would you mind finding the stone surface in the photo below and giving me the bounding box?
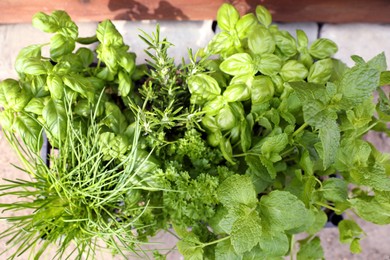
[321,23,390,66]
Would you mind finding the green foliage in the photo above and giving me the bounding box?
[1,3,390,260]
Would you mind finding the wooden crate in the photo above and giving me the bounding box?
[1,0,390,24]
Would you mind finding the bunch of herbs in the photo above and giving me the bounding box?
[1,3,390,259]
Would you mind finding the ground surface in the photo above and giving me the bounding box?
[1,18,390,259]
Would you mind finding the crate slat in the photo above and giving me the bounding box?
[1,0,390,24]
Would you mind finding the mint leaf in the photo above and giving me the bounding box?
[258,229,289,257]
[322,178,348,203]
[338,219,363,254]
[231,210,262,254]
[338,64,380,109]
[259,190,311,232]
[350,196,390,224]
[217,175,257,208]
[215,239,242,260]
[367,52,387,72]
[177,240,203,260]
[219,206,245,234]
[318,120,340,169]
[350,162,390,191]
[297,237,324,260]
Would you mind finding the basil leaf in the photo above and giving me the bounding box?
[255,5,272,27]
[223,83,251,102]
[188,74,221,104]
[248,25,275,55]
[235,13,258,39]
[42,99,67,145]
[307,58,333,84]
[50,34,76,60]
[280,60,308,82]
[47,74,64,100]
[220,53,256,76]
[217,3,240,31]
[309,38,338,59]
[14,113,43,152]
[258,53,282,76]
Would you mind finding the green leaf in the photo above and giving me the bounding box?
[50,34,75,60]
[248,25,275,55]
[14,113,43,151]
[33,10,78,38]
[259,190,310,232]
[18,57,47,75]
[177,240,203,260]
[235,13,258,39]
[14,45,42,74]
[46,74,64,100]
[306,208,328,235]
[258,54,282,76]
[296,29,309,48]
[322,178,348,203]
[261,133,288,157]
[367,52,387,72]
[208,31,235,55]
[118,70,133,97]
[350,196,390,224]
[308,58,333,84]
[379,71,390,86]
[62,74,95,101]
[98,132,130,160]
[231,210,262,254]
[273,30,297,59]
[42,99,67,145]
[258,229,289,257]
[350,162,390,191]
[0,110,15,130]
[297,237,324,260]
[255,5,272,27]
[280,60,308,82]
[215,239,242,260]
[217,3,240,31]
[338,219,363,245]
[0,79,31,111]
[75,47,94,68]
[32,12,59,33]
[309,38,338,59]
[223,83,251,102]
[188,74,221,104]
[251,76,274,104]
[338,64,380,109]
[102,102,128,134]
[96,19,124,46]
[24,97,49,115]
[318,120,340,169]
[118,52,136,74]
[220,53,256,76]
[217,175,257,208]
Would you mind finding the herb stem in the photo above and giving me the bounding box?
[315,201,340,213]
[198,236,231,248]
[292,122,309,137]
